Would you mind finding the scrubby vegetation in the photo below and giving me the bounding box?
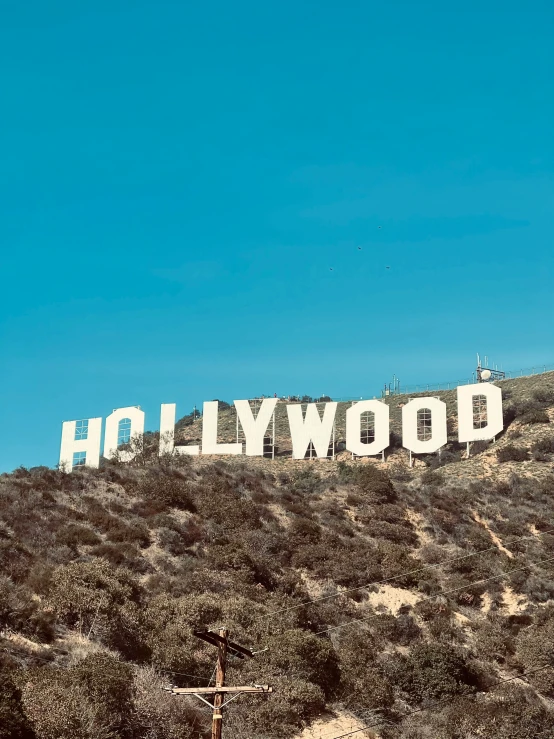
[2,374,554,738]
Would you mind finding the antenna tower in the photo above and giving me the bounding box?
[476,353,506,382]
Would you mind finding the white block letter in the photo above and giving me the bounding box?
[234,398,278,456]
[457,383,503,442]
[159,404,200,456]
[287,402,337,459]
[59,417,102,471]
[402,397,447,454]
[346,400,389,456]
[201,401,242,455]
[104,406,145,461]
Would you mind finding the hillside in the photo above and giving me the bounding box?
[2,375,554,738]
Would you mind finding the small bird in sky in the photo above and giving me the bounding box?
[386,266,390,269]
[329,267,334,271]
[357,246,362,250]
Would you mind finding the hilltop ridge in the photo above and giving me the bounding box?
[176,371,554,474]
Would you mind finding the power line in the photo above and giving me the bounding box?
[313,553,554,637]
[262,525,554,620]
[322,662,554,739]
[0,648,212,684]
[254,554,554,661]
[207,663,218,687]
[158,667,215,682]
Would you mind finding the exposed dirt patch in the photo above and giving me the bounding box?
[471,510,514,558]
[501,585,529,615]
[296,709,375,738]
[480,591,493,615]
[405,509,433,549]
[366,584,421,615]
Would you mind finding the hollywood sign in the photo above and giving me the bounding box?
[59,383,504,470]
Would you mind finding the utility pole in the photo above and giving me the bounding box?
[166,628,273,738]
[212,627,227,738]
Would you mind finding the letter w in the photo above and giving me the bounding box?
[286,402,337,459]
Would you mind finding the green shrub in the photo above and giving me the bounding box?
[291,536,383,588]
[0,540,34,582]
[519,408,550,425]
[71,653,134,730]
[290,467,324,494]
[336,628,394,711]
[471,440,490,454]
[531,435,554,460]
[420,469,444,486]
[288,518,322,544]
[515,607,554,696]
[496,444,529,462]
[132,666,205,739]
[378,540,433,589]
[345,491,363,506]
[503,405,517,427]
[264,629,340,698]
[427,613,465,643]
[356,465,397,504]
[336,461,357,484]
[414,598,451,622]
[55,523,101,548]
[47,559,148,660]
[475,618,514,662]
[22,669,109,739]
[437,685,554,739]
[0,577,56,642]
[24,562,54,596]
[138,472,197,512]
[21,655,134,739]
[195,480,264,531]
[224,676,325,735]
[370,613,421,645]
[205,541,262,584]
[105,518,151,548]
[90,542,152,573]
[144,593,222,677]
[386,642,478,703]
[82,497,120,527]
[0,667,37,739]
[358,518,418,546]
[532,388,554,405]
[157,526,191,556]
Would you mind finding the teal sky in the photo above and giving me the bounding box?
[0,1,553,471]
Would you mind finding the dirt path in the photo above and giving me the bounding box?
[471,510,514,558]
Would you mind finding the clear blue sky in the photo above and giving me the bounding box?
[1,1,553,471]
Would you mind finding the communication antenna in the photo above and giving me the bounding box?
[476,354,505,383]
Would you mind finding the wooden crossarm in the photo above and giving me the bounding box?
[170,686,272,695]
[193,630,253,659]
[221,639,253,659]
